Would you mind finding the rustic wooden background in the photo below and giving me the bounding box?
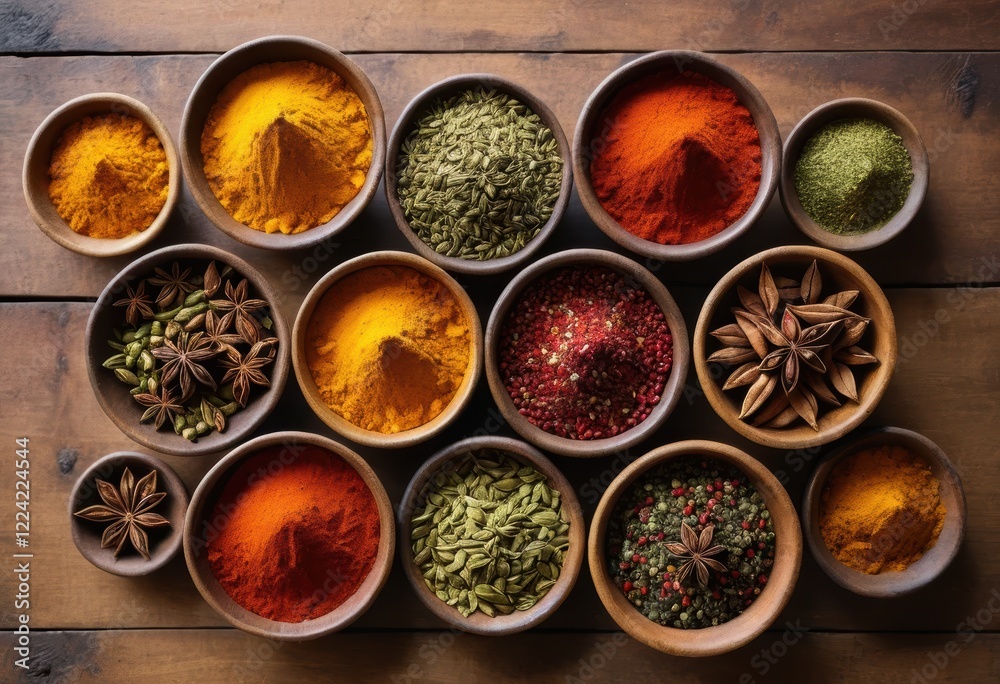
[1,1,999,681]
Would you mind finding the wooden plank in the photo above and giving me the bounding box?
[1,287,997,631]
[4,629,1000,682]
[1,51,997,300]
[2,0,999,53]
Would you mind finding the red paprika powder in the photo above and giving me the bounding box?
[206,445,379,622]
[589,71,762,245]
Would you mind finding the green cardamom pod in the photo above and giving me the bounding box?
[134,323,153,339]
[174,302,209,323]
[150,321,163,336]
[139,350,156,373]
[102,353,127,369]
[195,421,212,436]
[114,369,140,386]
[181,427,198,441]
[165,320,182,340]
[153,304,184,322]
[107,340,126,352]
[184,289,206,307]
[219,401,240,417]
[173,415,186,435]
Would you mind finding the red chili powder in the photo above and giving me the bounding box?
[589,71,762,245]
[206,445,380,622]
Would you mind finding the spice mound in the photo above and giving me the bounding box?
[606,457,775,629]
[498,265,672,440]
[206,446,380,622]
[201,60,372,235]
[74,467,170,561]
[589,71,761,245]
[396,87,564,260]
[411,449,569,617]
[305,265,472,434]
[48,113,169,239]
[795,118,913,235]
[820,444,945,574]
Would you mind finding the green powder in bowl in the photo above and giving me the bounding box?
[794,118,913,235]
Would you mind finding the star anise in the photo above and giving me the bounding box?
[73,468,170,560]
[211,278,268,344]
[202,310,244,353]
[134,385,185,430]
[148,262,197,309]
[113,281,155,327]
[662,522,728,588]
[219,339,276,407]
[151,331,219,401]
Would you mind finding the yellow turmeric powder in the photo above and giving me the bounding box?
[819,445,946,574]
[200,60,372,235]
[305,265,471,433]
[48,113,168,238]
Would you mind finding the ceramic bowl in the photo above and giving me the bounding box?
[802,426,966,597]
[69,451,188,576]
[180,35,386,250]
[85,244,290,457]
[23,93,181,257]
[694,245,896,449]
[573,50,781,261]
[589,440,802,657]
[184,431,395,640]
[385,73,573,275]
[292,250,483,448]
[398,436,585,635]
[780,98,929,251]
[484,248,690,458]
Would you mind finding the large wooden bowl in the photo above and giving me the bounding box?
[397,436,585,635]
[694,245,897,449]
[183,431,395,640]
[589,440,802,657]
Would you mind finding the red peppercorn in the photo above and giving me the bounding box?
[632,554,640,563]
[640,587,648,596]
[759,518,767,529]
[637,536,647,546]
[712,590,722,600]
[714,491,724,501]
[698,513,710,525]
[623,581,633,592]
[747,549,755,558]
[682,596,691,607]
[683,505,693,516]
[672,487,685,497]
[731,479,740,488]
[741,521,751,530]
[639,556,647,564]
[759,574,768,585]
[619,561,630,570]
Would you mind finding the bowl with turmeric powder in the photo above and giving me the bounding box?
[23,93,181,257]
[293,251,483,448]
[180,35,385,250]
[803,427,966,597]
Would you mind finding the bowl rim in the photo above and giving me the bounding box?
[292,250,483,448]
[801,426,966,597]
[69,451,189,577]
[588,439,802,657]
[779,97,930,251]
[396,435,586,635]
[183,430,396,640]
[179,34,386,251]
[383,72,573,275]
[483,248,690,458]
[85,243,291,457]
[22,92,181,257]
[693,245,898,449]
[572,50,781,262]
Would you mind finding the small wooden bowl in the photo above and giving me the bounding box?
[802,426,966,597]
[292,251,483,448]
[484,248,690,458]
[780,98,929,251]
[574,51,781,261]
[23,93,181,257]
[385,74,573,275]
[85,244,290,457]
[589,440,802,657]
[398,436,585,635]
[694,245,896,449]
[184,431,395,640]
[69,452,188,577]
[180,35,386,250]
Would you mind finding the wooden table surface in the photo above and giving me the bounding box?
[2,1,999,682]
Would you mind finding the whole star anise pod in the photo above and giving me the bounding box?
[113,281,155,327]
[134,385,185,431]
[211,278,268,344]
[662,522,727,588]
[73,468,171,560]
[148,262,197,309]
[219,339,276,407]
[151,331,219,401]
[202,310,244,354]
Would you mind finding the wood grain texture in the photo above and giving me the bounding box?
[1,0,999,53]
[1,287,997,632]
[1,52,997,300]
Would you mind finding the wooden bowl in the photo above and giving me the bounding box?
[484,248,690,458]
[802,426,966,597]
[780,98,929,251]
[183,431,395,640]
[292,251,483,448]
[384,74,573,275]
[573,51,781,262]
[85,244,290,457]
[180,35,386,250]
[22,93,181,257]
[589,440,802,657]
[397,436,585,635]
[694,245,897,449]
[69,452,188,577]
